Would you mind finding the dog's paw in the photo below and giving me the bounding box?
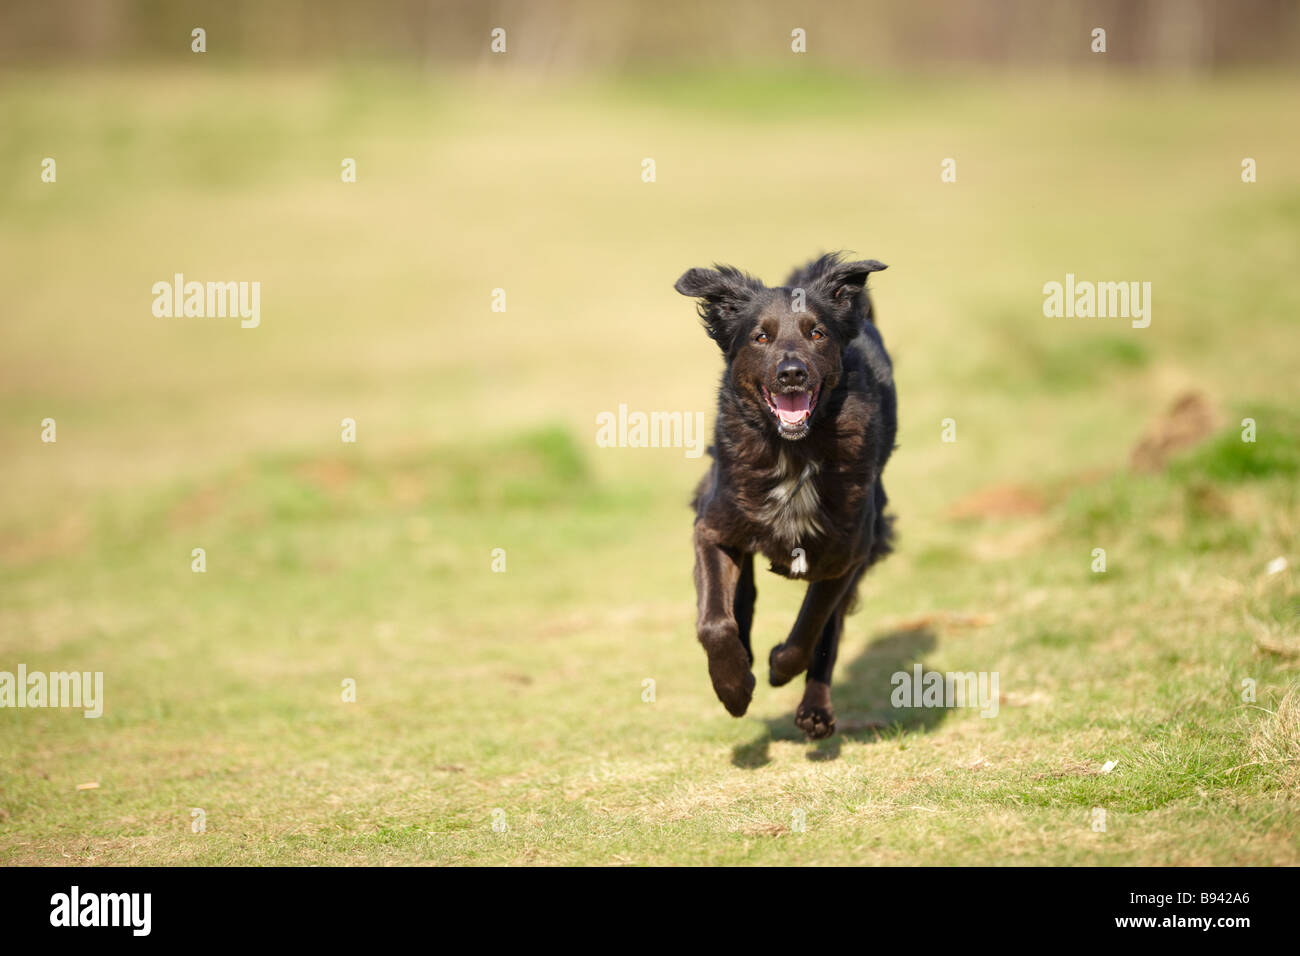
[768,642,811,687]
[706,642,756,717]
[795,680,836,739]
[794,703,836,739]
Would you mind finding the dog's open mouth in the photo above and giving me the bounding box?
[762,385,819,435]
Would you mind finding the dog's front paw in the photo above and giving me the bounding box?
[795,680,836,739]
[701,631,755,717]
[708,654,755,717]
[768,642,811,687]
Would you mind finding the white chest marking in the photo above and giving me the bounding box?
[759,452,823,545]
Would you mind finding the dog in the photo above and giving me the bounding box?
[675,253,896,739]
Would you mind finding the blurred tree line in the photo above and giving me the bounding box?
[2,0,1297,70]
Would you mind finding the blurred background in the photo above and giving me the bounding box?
[1,1,1298,865]
[6,0,1300,69]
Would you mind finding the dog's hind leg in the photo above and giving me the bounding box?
[795,609,843,740]
[733,553,756,665]
[769,566,862,688]
[794,566,864,739]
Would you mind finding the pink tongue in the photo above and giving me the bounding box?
[772,392,811,425]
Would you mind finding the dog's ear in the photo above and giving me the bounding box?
[674,266,761,349]
[812,258,887,316]
[786,253,887,329]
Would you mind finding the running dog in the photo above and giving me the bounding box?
[675,253,897,739]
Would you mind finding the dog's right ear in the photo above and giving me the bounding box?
[674,266,760,350]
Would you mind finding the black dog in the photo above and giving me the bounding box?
[675,253,896,739]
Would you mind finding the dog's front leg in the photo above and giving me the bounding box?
[693,523,755,717]
[768,567,862,687]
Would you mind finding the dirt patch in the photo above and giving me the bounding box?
[168,482,229,529]
[293,458,358,495]
[0,512,89,566]
[1130,391,1221,473]
[884,611,994,633]
[949,483,1047,519]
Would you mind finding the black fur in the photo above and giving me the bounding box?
[676,252,897,738]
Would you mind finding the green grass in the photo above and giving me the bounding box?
[1,65,1299,865]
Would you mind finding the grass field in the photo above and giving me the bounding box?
[2,64,1299,865]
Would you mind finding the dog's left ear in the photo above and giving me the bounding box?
[814,259,887,313]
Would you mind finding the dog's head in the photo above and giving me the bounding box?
[675,254,887,440]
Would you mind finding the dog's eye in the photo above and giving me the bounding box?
[810,327,826,341]
[753,331,770,345]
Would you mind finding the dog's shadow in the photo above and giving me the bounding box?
[732,625,943,767]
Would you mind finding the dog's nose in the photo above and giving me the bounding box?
[776,358,808,389]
